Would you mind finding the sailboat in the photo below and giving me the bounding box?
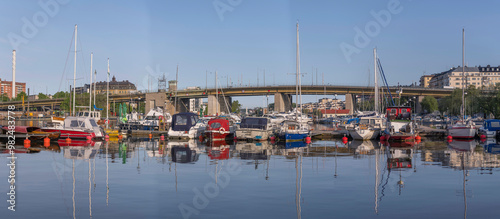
[42,25,104,139]
[448,29,476,139]
[278,21,310,142]
[347,48,385,140]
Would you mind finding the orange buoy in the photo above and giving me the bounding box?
[118,134,123,139]
[415,135,421,141]
[24,138,31,148]
[446,135,453,140]
[342,136,348,142]
[65,137,71,144]
[43,137,50,147]
[149,133,153,139]
[305,136,311,143]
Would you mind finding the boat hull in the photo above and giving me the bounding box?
[278,132,308,142]
[448,127,476,139]
[349,129,380,140]
[41,128,94,139]
[236,129,272,141]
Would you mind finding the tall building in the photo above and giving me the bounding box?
[189,98,203,113]
[427,65,500,89]
[0,78,26,99]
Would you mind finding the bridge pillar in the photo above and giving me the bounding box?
[145,92,168,114]
[415,95,424,114]
[345,94,357,115]
[208,95,232,115]
[176,99,190,113]
[274,93,292,113]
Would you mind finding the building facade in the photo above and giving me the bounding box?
[419,75,433,88]
[75,76,137,95]
[0,78,26,99]
[427,66,500,89]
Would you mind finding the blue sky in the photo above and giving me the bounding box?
[1,0,499,107]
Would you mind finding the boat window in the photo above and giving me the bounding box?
[370,119,375,125]
[491,121,500,128]
[360,119,369,124]
[70,120,80,127]
[175,115,188,126]
[401,109,407,113]
[84,112,89,116]
[89,119,98,127]
[210,122,222,129]
[391,109,397,114]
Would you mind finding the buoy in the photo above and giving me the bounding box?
[24,138,31,148]
[447,135,453,140]
[447,139,453,143]
[480,134,486,139]
[380,135,386,141]
[342,136,348,142]
[118,134,123,140]
[305,136,311,143]
[65,137,71,144]
[415,135,421,141]
[149,133,153,139]
[160,134,165,141]
[342,139,348,144]
[43,137,50,147]
[270,136,276,141]
[86,135,92,140]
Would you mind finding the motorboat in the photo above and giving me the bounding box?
[1,126,60,141]
[204,118,236,141]
[167,113,199,139]
[236,117,275,141]
[478,119,500,138]
[42,116,104,139]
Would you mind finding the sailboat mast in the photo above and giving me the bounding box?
[73,24,77,116]
[90,52,93,113]
[374,48,379,113]
[296,21,299,116]
[106,58,109,129]
[93,70,96,111]
[298,22,303,117]
[461,28,465,121]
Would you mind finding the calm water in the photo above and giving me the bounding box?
[1,137,500,219]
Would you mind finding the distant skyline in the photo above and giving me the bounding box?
[1,0,500,107]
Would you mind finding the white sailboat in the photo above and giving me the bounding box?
[448,29,476,139]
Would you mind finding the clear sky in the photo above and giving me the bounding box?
[1,0,499,107]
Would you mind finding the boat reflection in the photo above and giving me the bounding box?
[447,140,475,219]
[481,138,500,154]
[235,141,271,161]
[448,139,477,152]
[169,140,201,163]
[62,141,102,160]
[206,140,231,160]
[348,140,379,156]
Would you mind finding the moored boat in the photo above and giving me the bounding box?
[204,118,236,141]
[167,113,199,139]
[236,117,274,141]
[478,119,500,138]
[41,116,104,139]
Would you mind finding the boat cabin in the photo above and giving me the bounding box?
[76,111,101,120]
[483,119,500,132]
[207,118,231,132]
[239,117,270,130]
[386,106,411,120]
[64,116,99,130]
[170,113,199,131]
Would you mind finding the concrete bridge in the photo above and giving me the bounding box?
[0,85,453,115]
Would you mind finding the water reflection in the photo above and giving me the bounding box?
[3,138,500,218]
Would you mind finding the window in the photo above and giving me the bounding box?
[456,83,459,85]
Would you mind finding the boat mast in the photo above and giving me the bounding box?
[461,28,465,121]
[73,24,77,116]
[94,70,96,111]
[106,58,109,129]
[90,52,93,113]
[296,21,299,118]
[374,48,379,114]
[215,70,218,115]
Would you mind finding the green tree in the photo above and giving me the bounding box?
[268,103,274,112]
[13,91,27,101]
[53,91,68,99]
[38,93,49,100]
[0,93,9,102]
[421,96,438,113]
[231,100,241,113]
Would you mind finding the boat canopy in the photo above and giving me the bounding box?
[240,117,268,130]
[64,116,99,129]
[484,119,500,131]
[171,113,198,131]
[171,146,199,163]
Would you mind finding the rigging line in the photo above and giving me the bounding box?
[58,29,76,92]
[77,36,88,85]
[217,79,232,113]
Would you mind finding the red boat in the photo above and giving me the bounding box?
[204,118,235,141]
[58,139,98,147]
[41,116,102,139]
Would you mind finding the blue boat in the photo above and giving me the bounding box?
[478,119,500,138]
[277,120,310,142]
[482,139,500,154]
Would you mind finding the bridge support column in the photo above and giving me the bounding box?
[219,96,232,114]
[207,95,220,115]
[274,93,292,113]
[415,95,424,114]
[145,92,168,114]
[345,94,357,115]
[176,99,190,113]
